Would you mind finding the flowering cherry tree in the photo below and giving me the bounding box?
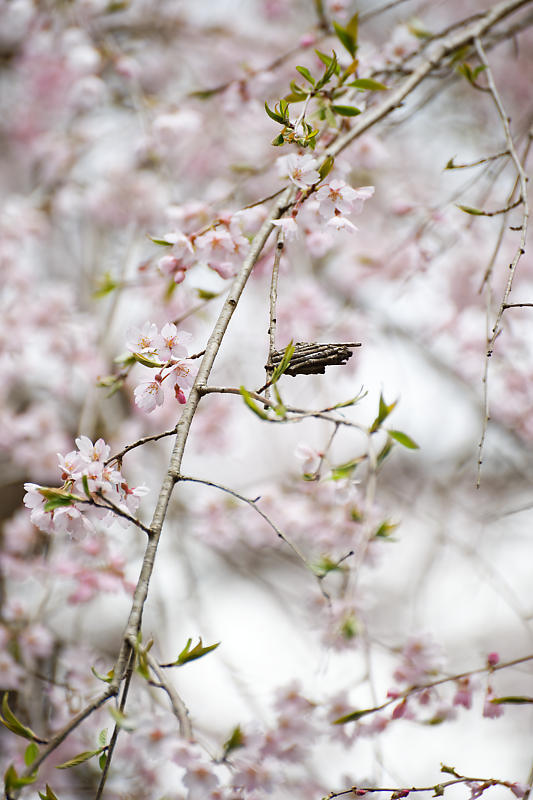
[0,1,532,799]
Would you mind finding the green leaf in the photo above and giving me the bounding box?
[374,520,398,539]
[196,288,219,300]
[456,204,484,216]
[333,21,357,58]
[295,65,315,85]
[345,12,359,45]
[39,785,60,800]
[4,764,37,791]
[318,155,335,181]
[491,695,533,704]
[407,18,432,38]
[271,133,286,147]
[98,753,107,771]
[56,750,101,770]
[149,236,174,246]
[312,555,348,576]
[223,725,245,757]
[91,665,114,684]
[264,101,286,124]
[108,707,135,731]
[369,393,397,433]
[24,742,39,766]
[38,488,83,513]
[81,475,91,500]
[315,51,339,90]
[333,707,375,725]
[387,430,420,450]
[240,387,269,420]
[330,457,363,481]
[97,728,108,748]
[270,341,295,384]
[0,693,42,742]
[132,353,164,369]
[171,637,221,667]
[331,104,361,117]
[376,439,394,466]
[93,271,118,298]
[348,78,388,91]
[332,389,367,409]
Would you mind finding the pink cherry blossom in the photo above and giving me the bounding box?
[126,321,159,356]
[276,153,320,189]
[134,380,165,413]
[154,322,192,361]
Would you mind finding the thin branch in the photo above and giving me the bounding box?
[473,36,529,487]
[326,774,525,800]
[334,652,533,723]
[107,428,177,464]
[178,474,312,569]
[109,186,295,692]
[265,228,285,402]
[141,644,193,740]
[95,649,135,800]
[448,149,510,169]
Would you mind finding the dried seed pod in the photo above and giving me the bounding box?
[267,342,361,376]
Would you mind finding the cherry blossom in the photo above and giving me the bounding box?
[276,153,320,189]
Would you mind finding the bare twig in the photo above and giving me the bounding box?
[178,474,312,569]
[473,36,529,487]
[137,640,193,740]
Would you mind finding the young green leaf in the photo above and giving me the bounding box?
[4,764,37,791]
[331,105,361,117]
[223,725,245,758]
[38,785,60,800]
[91,665,115,684]
[490,695,533,704]
[264,101,286,124]
[24,742,39,766]
[132,352,164,369]
[0,693,44,743]
[149,236,174,246]
[369,393,397,433]
[295,65,315,85]
[456,204,484,215]
[333,707,375,724]
[56,750,102,770]
[170,637,221,667]
[333,21,357,58]
[270,341,295,384]
[240,387,270,420]
[348,78,388,91]
[387,430,420,450]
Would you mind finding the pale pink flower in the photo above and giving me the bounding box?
[126,321,159,355]
[393,635,444,685]
[316,180,364,218]
[171,359,198,393]
[277,153,320,189]
[295,443,322,475]
[76,435,110,464]
[183,763,219,795]
[134,380,165,413]
[154,323,192,361]
[483,687,504,718]
[453,678,473,709]
[326,215,359,233]
[271,217,299,239]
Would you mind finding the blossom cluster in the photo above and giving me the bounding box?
[23,436,148,539]
[126,321,198,412]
